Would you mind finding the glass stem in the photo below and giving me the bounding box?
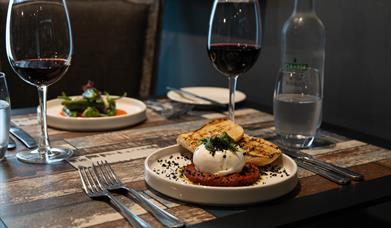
[38,86,50,156]
[228,75,238,122]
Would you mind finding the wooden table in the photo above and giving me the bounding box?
[1,104,391,227]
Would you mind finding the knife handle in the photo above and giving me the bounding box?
[304,158,364,181]
[9,127,37,149]
[296,159,351,185]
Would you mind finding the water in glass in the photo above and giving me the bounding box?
[274,93,321,148]
[0,73,11,161]
[274,68,322,148]
[0,100,10,160]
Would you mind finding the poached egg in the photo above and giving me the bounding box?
[192,144,245,176]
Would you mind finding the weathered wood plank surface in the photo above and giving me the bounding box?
[1,106,390,227]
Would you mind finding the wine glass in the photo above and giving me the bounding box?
[208,0,262,122]
[6,0,73,163]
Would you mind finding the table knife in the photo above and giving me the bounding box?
[294,158,351,185]
[9,126,37,149]
[7,137,16,150]
[284,149,363,181]
[166,86,226,108]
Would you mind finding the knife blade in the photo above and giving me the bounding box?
[9,126,37,149]
[284,149,363,181]
[166,86,226,108]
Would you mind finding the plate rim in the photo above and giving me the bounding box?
[46,96,147,131]
[167,86,247,105]
[47,96,146,120]
[144,144,298,205]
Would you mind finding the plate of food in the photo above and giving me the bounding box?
[167,87,246,105]
[144,119,298,205]
[46,82,146,131]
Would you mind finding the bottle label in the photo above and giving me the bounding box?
[284,62,309,71]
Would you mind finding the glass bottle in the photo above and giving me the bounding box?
[281,0,325,78]
[273,0,325,148]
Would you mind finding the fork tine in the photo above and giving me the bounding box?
[85,167,100,192]
[93,163,110,187]
[97,161,114,185]
[90,166,105,191]
[78,167,90,194]
[100,160,118,185]
[104,160,122,184]
[80,166,152,227]
[82,167,96,193]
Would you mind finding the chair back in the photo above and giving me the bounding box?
[0,0,162,108]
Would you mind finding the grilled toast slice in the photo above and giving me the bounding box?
[176,118,244,152]
[176,118,281,166]
[239,135,282,166]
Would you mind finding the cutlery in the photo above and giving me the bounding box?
[283,149,363,181]
[93,161,185,228]
[8,137,16,150]
[9,126,37,149]
[145,99,193,119]
[166,86,226,108]
[78,166,151,228]
[294,158,351,185]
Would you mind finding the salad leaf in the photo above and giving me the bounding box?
[82,88,100,100]
[201,132,238,153]
[58,81,125,118]
[82,107,101,117]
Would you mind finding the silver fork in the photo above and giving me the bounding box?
[93,161,185,228]
[78,166,152,228]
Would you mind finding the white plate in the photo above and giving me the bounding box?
[46,96,146,131]
[167,87,246,105]
[144,145,298,206]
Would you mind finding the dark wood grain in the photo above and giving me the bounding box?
[1,105,390,227]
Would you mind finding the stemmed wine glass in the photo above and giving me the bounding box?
[6,0,73,163]
[208,0,262,122]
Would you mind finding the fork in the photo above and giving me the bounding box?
[78,166,152,228]
[93,161,185,228]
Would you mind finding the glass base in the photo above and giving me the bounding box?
[16,147,73,164]
[277,133,315,149]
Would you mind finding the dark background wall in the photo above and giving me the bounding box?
[155,0,391,142]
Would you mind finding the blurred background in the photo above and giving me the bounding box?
[156,0,391,142]
[0,0,390,142]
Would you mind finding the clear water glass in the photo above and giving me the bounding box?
[273,68,322,148]
[0,73,11,161]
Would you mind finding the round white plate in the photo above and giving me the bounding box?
[47,96,146,131]
[167,87,246,105]
[144,144,298,206]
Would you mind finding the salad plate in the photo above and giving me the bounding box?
[144,144,298,206]
[46,96,146,131]
[167,87,246,105]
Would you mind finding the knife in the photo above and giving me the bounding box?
[284,149,363,181]
[9,126,37,149]
[294,159,351,185]
[7,137,16,150]
[166,86,226,108]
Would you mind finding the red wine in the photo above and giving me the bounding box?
[208,43,260,76]
[13,58,69,86]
